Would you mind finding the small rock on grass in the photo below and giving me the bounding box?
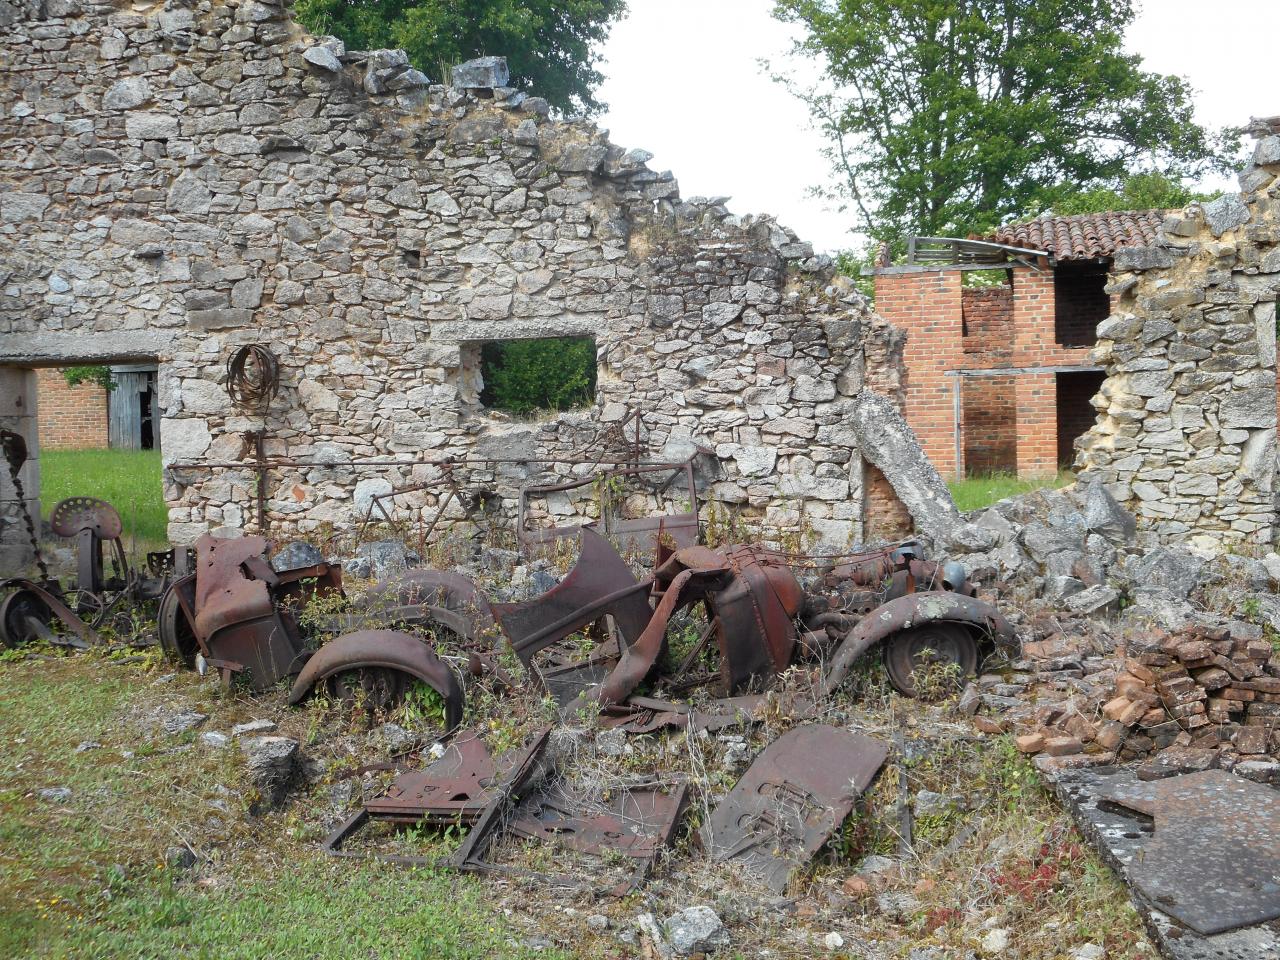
[231,719,276,737]
[823,932,844,950]
[1070,945,1105,960]
[375,722,416,754]
[75,740,101,753]
[241,736,300,811]
[164,846,197,871]
[39,786,72,803]
[981,927,1011,954]
[585,914,609,931]
[163,710,208,734]
[664,905,730,955]
[199,731,229,748]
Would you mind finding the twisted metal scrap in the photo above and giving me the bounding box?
[226,344,280,411]
[1,429,48,579]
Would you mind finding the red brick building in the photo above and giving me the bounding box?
[872,210,1166,478]
[36,368,110,450]
[35,366,158,451]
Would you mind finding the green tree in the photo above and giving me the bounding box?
[1045,170,1221,216]
[296,0,627,115]
[771,0,1237,248]
[480,337,597,415]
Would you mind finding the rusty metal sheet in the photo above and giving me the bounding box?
[702,724,889,892]
[711,546,803,693]
[509,781,689,862]
[517,460,701,555]
[1100,769,1280,936]
[493,528,653,681]
[364,731,498,825]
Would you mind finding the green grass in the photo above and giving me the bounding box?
[948,470,1073,512]
[0,652,572,960]
[40,449,167,546]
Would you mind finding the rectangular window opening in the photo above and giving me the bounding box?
[477,336,598,415]
[1054,260,1110,348]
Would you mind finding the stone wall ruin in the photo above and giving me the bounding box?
[0,0,946,568]
[1076,128,1280,551]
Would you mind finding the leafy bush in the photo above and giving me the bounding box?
[62,365,115,391]
[480,337,596,415]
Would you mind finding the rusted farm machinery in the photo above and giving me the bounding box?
[1,427,184,648]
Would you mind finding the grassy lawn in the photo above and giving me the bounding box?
[0,651,569,960]
[948,470,1073,513]
[40,449,167,546]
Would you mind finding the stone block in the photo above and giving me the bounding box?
[451,56,509,90]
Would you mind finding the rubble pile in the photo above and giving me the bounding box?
[1006,623,1280,779]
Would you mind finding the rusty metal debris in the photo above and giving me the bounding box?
[157,535,465,720]
[508,780,690,892]
[518,460,701,555]
[0,478,181,648]
[702,724,889,892]
[323,727,553,870]
[488,527,1011,710]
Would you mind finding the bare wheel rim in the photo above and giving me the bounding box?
[0,590,52,647]
[883,623,978,698]
[157,585,198,668]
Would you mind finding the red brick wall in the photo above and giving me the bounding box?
[958,286,1016,473]
[36,367,109,449]
[863,463,914,541]
[876,264,1111,480]
[1010,266,1106,476]
[873,270,964,476]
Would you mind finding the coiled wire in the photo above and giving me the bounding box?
[226,344,279,412]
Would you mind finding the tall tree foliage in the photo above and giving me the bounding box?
[771,0,1234,247]
[296,0,627,115]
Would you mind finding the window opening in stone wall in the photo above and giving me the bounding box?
[1056,370,1106,468]
[478,336,598,415]
[1054,260,1109,347]
[32,363,167,559]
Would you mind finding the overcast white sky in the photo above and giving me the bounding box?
[596,0,1274,254]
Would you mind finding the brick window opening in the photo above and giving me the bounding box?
[1056,370,1106,467]
[1054,260,1110,348]
[477,336,597,415]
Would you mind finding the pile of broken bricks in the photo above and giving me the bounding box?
[1011,624,1280,779]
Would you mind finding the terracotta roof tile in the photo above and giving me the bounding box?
[990,210,1167,260]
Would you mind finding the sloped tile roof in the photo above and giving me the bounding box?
[990,210,1167,260]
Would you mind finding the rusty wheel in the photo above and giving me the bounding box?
[0,589,53,647]
[328,666,409,713]
[157,582,199,668]
[883,622,978,699]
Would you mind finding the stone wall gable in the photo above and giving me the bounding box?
[1075,130,1280,549]
[0,0,948,559]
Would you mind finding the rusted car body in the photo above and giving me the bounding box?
[156,535,465,725]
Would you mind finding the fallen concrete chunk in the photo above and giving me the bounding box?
[663,906,729,955]
[241,736,300,811]
[847,391,960,539]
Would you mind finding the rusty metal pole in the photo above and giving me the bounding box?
[249,430,269,536]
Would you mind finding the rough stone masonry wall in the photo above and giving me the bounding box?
[1076,137,1280,550]
[0,0,929,556]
